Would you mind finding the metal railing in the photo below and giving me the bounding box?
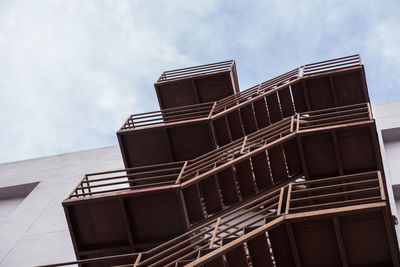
[302,54,361,76]
[68,161,184,199]
[287,171,385,213]
[71,103,372,200]
[120,102,214,130]
[213,68,299,113]
[213,54,361,115]
[157,60,234,82]
[179,103,371,187]
[136,171,385,267]
[122,55,362,130]
[179,117,293,184]
[125,185,287,267]
[44,170,386,267]
[297,102,372,131]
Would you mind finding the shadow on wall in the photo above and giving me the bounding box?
[0,182,39,227]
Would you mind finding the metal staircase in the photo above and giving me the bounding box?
[41,55,400,267]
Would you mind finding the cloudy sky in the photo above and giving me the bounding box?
[0,0,399,163]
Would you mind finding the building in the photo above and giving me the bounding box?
[0,55,399,266]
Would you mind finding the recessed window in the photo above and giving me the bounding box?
[382,127,400,143]
[0,182,39,226]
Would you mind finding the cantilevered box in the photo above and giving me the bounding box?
[154,60,239,109]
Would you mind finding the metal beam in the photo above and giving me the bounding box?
[285,222,302,267]
[332,216,348,267]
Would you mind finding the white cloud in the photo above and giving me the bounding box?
[0,0,399,162]
[0,0,193,162]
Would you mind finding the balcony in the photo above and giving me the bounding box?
[63,162,189,261]
[155,60,239,110]
[117,102,216,168]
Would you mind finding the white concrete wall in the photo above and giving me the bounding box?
[372,99,400,239]
[0,146,123,266]
[383,139,400,185]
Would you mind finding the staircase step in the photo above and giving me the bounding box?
[278,86,295,117]
[201,175,223,213]
[291,82,308,112]
[251,151,272,189]
[213,116,231,146]
[183,184,205,223]
[268,145,288,183]
[227,110,244,140]
[253,97,271,128]
[283,138,302,177]
[266,93,283,123]
[235,159,257,197]
[240,104,258,135]
[217,167,240,206]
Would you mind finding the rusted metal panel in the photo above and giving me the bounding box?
[269,224,295,266]
[252,97,271,128]
[244,230,274,267]
[155,60,239,110]
[217,167,240,205]
[201,175,223,213]
[118,120,215,168]
[278,86,295,117]
[240,104,258,135]
[235,159,256,197]
[302,133,339,179]
[266,92,283,123]
[250,151,272,189]
[212,116,231,146]
[292,218,341,267]
[340,212,393,266]
[63,186,189,258]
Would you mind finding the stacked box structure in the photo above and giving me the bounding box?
[53,55,400,267]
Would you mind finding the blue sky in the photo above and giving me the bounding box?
[0,0,399,163]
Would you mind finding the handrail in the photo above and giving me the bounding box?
[303,54,360,76]
[147,171,383,267]
[180,103,370,187]
[212,55,360,114]
[70,103,371,200]
[157,60,234,82]
[47,171,385,267]
[287,171,383,213]
[120,102,214,130]
[213,68,299,113]
[121,55,362,130]
[68,161,184,199]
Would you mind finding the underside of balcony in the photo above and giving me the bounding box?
[155,60,240,110]
[117,103,216,168]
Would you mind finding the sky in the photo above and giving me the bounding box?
[0,0,399,163]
